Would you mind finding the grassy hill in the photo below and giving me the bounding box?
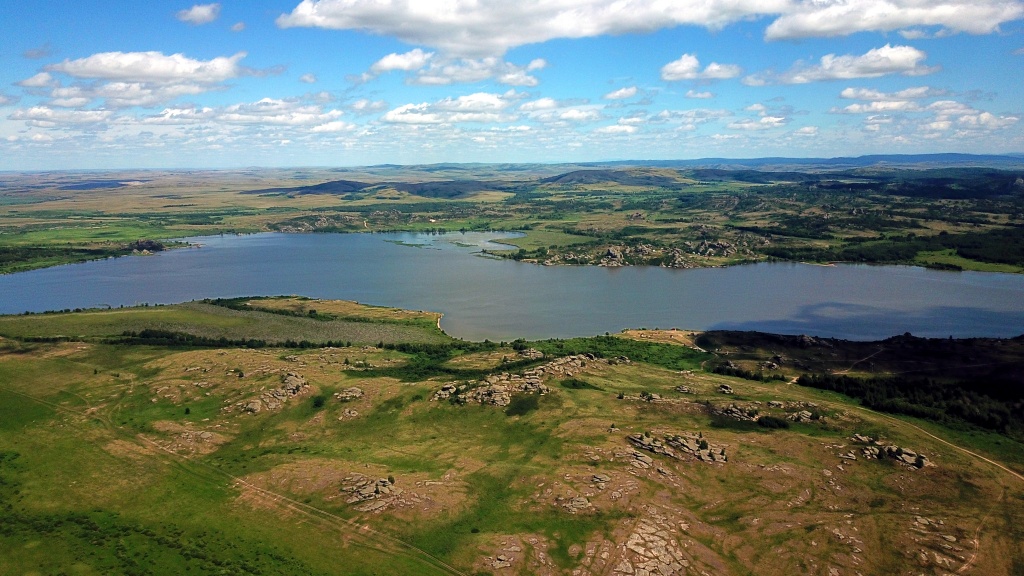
[0,300,1022,575]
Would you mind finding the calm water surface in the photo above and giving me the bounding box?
[2,231,1023,341]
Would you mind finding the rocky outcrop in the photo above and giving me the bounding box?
[334,387,364,402]
[628,432,727,464]
[235,372,310,414]
[850,434,931,468]
[433,354,602,405]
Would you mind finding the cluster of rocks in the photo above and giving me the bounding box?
[434,354,602,405]
[236,372,310,414]
[848,434,931,468]
[339,475,406,511]
[518,348,544,360]
[628,432,726,464]
[557,495,592,514]
[673,385,693,394]
[718,384,734,394]
[789,410,817,422]
[709,403,756,421]
[614,517,690,576]
[334,387,364,402]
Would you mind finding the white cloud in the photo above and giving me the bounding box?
[835,100,923,114]
[219,98,343,125]
[381,91,521,124]
[595,124,637,134]
[519,97,561,112]
[559,108,602,122]
[765,0,1024,40]
[142,107,216,124]
[0,94,17,106]
[414,58,545,86]
[661,54,740,81]
[310,120,355,132]
[361,51,543,86]
[231,21,246,32]
[9,106,114,126]
[17,72,57,88]
[793,126,818,136]
[299,73,318,84]
[277,0,793,57]
[47,51,246,84]
[177,4,221,25]
[744,45,937,85]
[839,86,941,100]
[728,116,788,130]
[604,86,638,100]
[350,99,388,113]
[371,48,434,73]
[381,103,443,124]
[685,90,714,99]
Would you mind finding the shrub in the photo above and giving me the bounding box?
[757,415,790,429]
[505,394,539,417]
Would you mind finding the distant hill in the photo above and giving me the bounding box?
[541,169,687,188]
[596,153,1024,171]
[243,179,372,195]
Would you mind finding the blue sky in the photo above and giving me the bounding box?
[1,0,1022,169]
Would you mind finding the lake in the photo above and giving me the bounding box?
[2,231,1023,341]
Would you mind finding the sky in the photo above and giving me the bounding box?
[1,1,1023,170]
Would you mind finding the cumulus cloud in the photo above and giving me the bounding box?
[839,86,943,100]
[661,54,741,81]
[9,106,114,126]
[559,108,603,122]
[299,73,318,83]
[685,90,714,99]
[276,1,1020,58]
[604,86,638,100]
[231,21,246,32]
[835,100,924,114]
[310,120,356,132]
[744,45,937,85]
[728,116,788,130]
[413,58,545,86]
[177,3,221,25]
[793,126,818,136]
[17,72,58,88]
[0,93,19,107]
[519,97,562,112]
[371,48,434,73]
[360,51,543,86]
[350,99,388,113]
[765,0,1024,40]
[218,98,343,125]
[47,51,246,84]
[927,100,1018,131]
[595,124,637,134]
[382,91,522,124]
[277,0,792,57]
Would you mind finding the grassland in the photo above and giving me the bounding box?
[2,162,1022,274]
[0,299,1021,575]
